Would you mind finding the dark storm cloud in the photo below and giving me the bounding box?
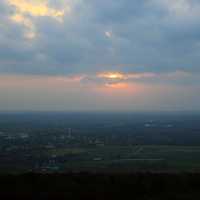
[0,0,200,75]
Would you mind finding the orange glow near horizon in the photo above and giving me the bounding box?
[93,82,143,107]
[105,82,129,89]
[0,74,143,95]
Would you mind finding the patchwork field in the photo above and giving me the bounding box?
[46,145,200,172]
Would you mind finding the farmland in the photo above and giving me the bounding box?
[45,145,200,172]
[1,112,200,173]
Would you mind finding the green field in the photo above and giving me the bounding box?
[46,145,200,172]
[48,148,86,156]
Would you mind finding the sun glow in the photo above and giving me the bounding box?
[8,0,70,39]
[98,72,125,80]
[7,0,67,19]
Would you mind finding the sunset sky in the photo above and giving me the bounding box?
[0,0,200,111]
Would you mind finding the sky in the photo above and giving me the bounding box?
[0,0,200,111]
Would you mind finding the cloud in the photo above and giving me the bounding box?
[8,0,68,19]
[152,0,200,19]
[0,0,200,77]
[7,0,70,39]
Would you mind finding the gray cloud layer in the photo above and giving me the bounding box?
[0,0,200,75]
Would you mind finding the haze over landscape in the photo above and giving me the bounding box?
[0,0,200,111]
[2,2,200,199]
